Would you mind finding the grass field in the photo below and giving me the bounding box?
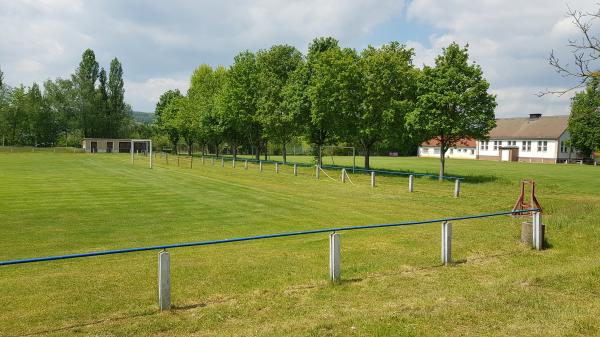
[1,152,599,336]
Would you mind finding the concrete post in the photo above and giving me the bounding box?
[441,221,452,265]
[275,162,279,173]
[244,160,248,170]
[454,179,461,198]
[130,140,134,164]
[371,172,376,188]
[221,158,224,167]
[294,163,298,176]
[259,161,263,172]
[232,159,236,168]
[533,211,543,250]
[409,175,414,192]
[211,157,214,165]
[158,250,171,311]
[329,233,341,283]
[341,169,346,183]
[316,165,320,180]
[149,140,153,169]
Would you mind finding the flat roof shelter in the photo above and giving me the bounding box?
[82,138,153,168]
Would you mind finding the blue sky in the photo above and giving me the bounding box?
[0,0,596,116]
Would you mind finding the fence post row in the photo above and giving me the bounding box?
[454,179,461,198]
[158,250,171,311]
[441,221,452,265]
[409,174,414,192]
[329,232,341,283]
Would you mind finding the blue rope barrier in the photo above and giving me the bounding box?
[0,209,538,267]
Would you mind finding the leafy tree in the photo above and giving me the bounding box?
[256,45,303,163]
[305,39,361,165]
[72,49,99,137]
[568,77,600,156]
[406,43,496,179]
[155,89,183,153]
[0,67,9,145]
[44,78,78,146]
[97,68,109,136]
[220,51,259,160]
[108,58,128,137]
[28,83,57,146]
[352,42,417,169]
[5,86,28,145]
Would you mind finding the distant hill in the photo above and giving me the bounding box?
[132,111,155,124]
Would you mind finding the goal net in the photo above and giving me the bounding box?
[319,146,356,172]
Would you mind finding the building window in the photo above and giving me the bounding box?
[560,141,570,153]
[507,140,516,146]
[493,141,500,150]
[522,141,531,152]
[470,149,475,155]
[480,141,489,150]
[537,141,548,152]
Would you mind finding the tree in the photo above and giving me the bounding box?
[220,51,259,160]
[406,43,496,180]
[568,77,600,156]
[256,44,303,163]
[5,86,28,145]
[352,42,417,169]
[0,67,9,145]
[97,68,109,136]
[188,64,226,156]
[72,49,99,137]
[155,89,183,153]
[28,83,57,146]
[547,5,600,95]
[304,38,361,165]
[108,58,128,137]
[44,78,78,146]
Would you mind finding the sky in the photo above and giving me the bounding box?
[0,0,597,116]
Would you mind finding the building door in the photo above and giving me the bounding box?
[107,142,113,153]
[119,142,131,153]
[91,141,98,153]
[501,149,510,161]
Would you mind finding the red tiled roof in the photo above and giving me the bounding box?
[421,138,476,148]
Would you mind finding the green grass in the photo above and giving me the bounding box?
[0,152,599,336]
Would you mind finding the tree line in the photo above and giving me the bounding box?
[0,49,132,147]
[156,37,497,177]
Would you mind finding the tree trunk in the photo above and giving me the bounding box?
[264,141,268,160]
[282,142,287,163]
[187,141,192,156]
[233,141,237,160]
[364,147,371,170]
[439,146,445,181]
[215,143,219,157]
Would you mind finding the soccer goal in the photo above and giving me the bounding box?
[319,146,356,173]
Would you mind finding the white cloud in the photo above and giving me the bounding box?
[406,0,597,117]
[126,77,190,112]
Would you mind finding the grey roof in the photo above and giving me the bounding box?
[489,115,569,140]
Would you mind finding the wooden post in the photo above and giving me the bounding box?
[441,221,452,265]
[409,175,414,192]
[158,251,171,311]
[177,156,180,167]
[454,179,461,198]
[329,233,341,283]
[294,163,298,176]
[371,172,375,188]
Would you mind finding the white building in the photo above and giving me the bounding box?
[82,138,152,154]
[418,114,575,163]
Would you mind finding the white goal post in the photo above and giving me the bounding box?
[319,145,356,173]
[130,139,153,169]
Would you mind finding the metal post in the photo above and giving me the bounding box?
[329,232,341,283]
[244,160,248,170]
[294,163,298,176]
[533,211,543,250]
[259,161,263,172]
[371,171,375,188]
[130,140,134,164]
[454,179,461,198]
[441,221,452,265]
[158,250,171,311]
[149,140,153,169]
[409,175,414,192]
[352,148,356,173]
[316,165,320,180]
[341,169,346,183]
[275,162,279,173]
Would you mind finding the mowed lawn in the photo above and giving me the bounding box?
[0,152,599,337]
